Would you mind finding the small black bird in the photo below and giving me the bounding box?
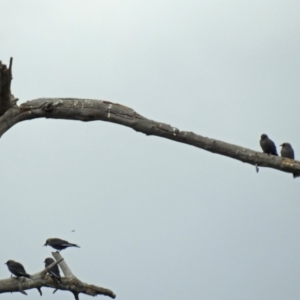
[44,238,80,252]
[5,260,32,279]
[260,134,278,156]
[280,143,298,178]
[44,258,61,282]
[280,143,295,159]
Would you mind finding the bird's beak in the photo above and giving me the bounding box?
[280,144,283,146]
[44,244,47,246]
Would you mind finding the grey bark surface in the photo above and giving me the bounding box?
[0,254,116,299]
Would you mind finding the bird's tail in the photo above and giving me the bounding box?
[24,273,32,279]
[69,243,80,248]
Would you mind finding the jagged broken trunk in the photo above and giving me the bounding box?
[0,58,17,116]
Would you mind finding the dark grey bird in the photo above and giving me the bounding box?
[44,238,80,252]
[280,143,298,178]
[44,258,61,282]
[5,260,32,279]
[280,143,295,159]
[260,134,278,156]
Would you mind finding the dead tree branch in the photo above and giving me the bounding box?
[0,58,298,177]
[0,97,298,177]
[0,254,116,299]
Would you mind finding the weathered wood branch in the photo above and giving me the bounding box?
[49,252,116,299]
[0,58,17,115]
[0,97,298,177]
[0,254,116,299]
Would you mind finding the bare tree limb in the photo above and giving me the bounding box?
[52,252,74,278]
[0,254,116,299]
[0,97,298,177]
[50,253,116,299]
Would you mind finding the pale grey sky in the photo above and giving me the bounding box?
[1,1,300,299]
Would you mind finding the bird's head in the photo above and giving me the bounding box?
[44,239,50,246]
[280,143,291,148]
[261,134,268,140]
[44,258,54,264]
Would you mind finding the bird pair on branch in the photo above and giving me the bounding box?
[260,134,295,159]
[260,134,297,177]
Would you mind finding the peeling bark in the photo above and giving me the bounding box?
[0,97,298,178]
[0,253,116,299]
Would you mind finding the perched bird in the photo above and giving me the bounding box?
[280,143,298,178]
[280,143,295,159]
[44,238,80,252]
[260,134,278,156]
[44,258,61,282]
[5,260,32,279]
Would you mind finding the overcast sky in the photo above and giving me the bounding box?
[1,1,300,299]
